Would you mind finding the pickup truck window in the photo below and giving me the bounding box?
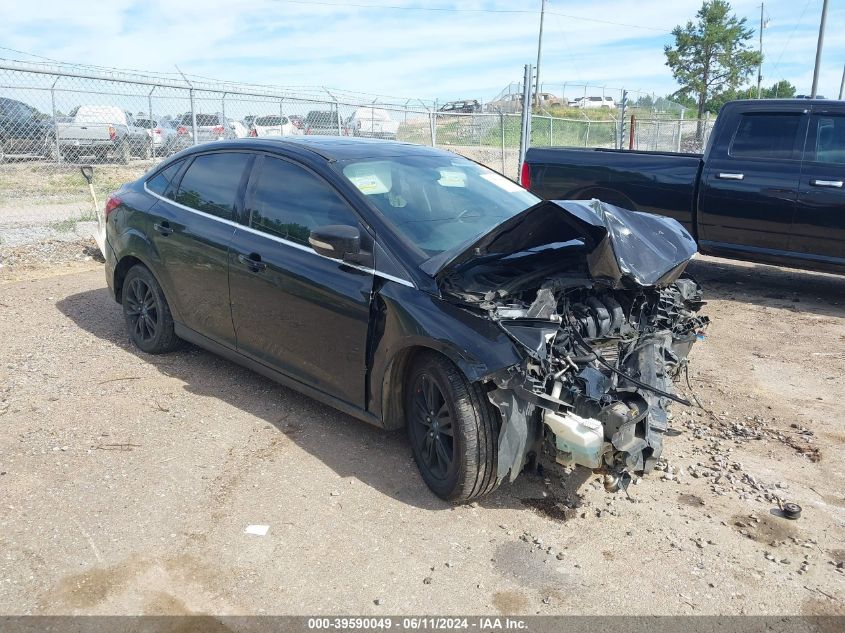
[812,115,845,164]
[730,113,803,160]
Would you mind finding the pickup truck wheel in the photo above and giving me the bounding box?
[121,265,180,354]
[118,140,131,165]
[405,352,500,502]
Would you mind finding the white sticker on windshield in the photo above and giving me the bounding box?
[348,173,389,195]
[438,169,467,188]
[480,173,523,192]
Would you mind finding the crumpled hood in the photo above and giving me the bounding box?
[420,199,699,289]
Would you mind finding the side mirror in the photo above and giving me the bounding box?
[80,165,94,184]
[308,225,361,262]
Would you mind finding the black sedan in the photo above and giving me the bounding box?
[103,137,707,502]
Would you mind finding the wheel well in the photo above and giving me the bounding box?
[380,345,446,431]
[113,256,145,304]
[573,187,636,210]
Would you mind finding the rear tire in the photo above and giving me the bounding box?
[118,140,131,164]
[405,352,500,502]
[121,265,180,354]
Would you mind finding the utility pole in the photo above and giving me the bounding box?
[756,3,764,98]
[811,0,828,98]
[534,0,546,106]
[839,64,844,100]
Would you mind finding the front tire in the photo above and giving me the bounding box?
[122,265,180,354]
[405,352,500,502]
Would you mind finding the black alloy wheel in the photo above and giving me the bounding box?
[409,371,455,482]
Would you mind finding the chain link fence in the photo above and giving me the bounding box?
[0,60,714,247]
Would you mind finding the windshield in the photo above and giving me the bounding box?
[336,154,539,259]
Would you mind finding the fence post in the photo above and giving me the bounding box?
[50,76,61,164]
[280,99,285,135]
[500,112,506,174]
[517,64,533,177]
[629,115,636,150]
[189,88,198,146]
[654,119,660,152]
[221,93,227,126]
[585,120,591,147]
[548,116,552,145]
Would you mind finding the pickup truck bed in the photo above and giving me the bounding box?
[523,99,845,275]
[527,147,703,234]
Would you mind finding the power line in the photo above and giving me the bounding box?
[270,0,670,32]
[770,0,814,73]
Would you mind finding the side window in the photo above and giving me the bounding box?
[146,159,185,196]
[811,115,845,164]
[730,113,803,160]
[174,153,251,220]
[247,157,360,245]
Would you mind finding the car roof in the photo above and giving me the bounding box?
[179,137,455,160]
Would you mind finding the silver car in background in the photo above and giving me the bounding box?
[173,112,236,149]
[134,117,178,156]
[249,114,303,137]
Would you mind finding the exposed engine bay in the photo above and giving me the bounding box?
[427,199,710,489]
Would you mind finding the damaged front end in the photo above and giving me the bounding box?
[425,199,709,488]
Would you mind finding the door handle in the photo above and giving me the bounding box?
[237,252,267,272]
[810,179,843,188]
[153,221,173,236]
[717,172,744,180]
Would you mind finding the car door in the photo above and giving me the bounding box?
[228,154,374,407]
[697,109,807,253]
[145,151,253,347]
[791,107,845,262]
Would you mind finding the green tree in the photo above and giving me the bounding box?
[665,0,762,138]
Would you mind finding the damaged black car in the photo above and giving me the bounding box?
[103,137,708,502]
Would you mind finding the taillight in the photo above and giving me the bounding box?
[212,125,225,135]
[249,128,257,137]
[520,162,531,189]
[104,195,122,220]
[154,127,162,135]
[108,126,117,141]
[177,126,188,135]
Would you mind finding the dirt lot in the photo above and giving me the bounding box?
[0,240,843,616]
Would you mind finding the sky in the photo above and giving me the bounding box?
[0,0,843,104]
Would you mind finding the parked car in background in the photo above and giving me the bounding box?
[570,96,616,109]
[487,93,522,113]
[102,137,706,502]
[0,97,52,161]
[347,107,399,139]
[521,99,845,274]
[173,113,237,150]
[134,117,178,156]
[438,100,481,114]
[304,110,342,135]
[51,105,151,163]
[249,114,302,137]
[288,114,304,130]
[535,92,563,108]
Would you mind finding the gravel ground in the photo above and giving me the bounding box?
[0,247,843,616]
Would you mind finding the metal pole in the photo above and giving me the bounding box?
[518,64,533,176]
[839,64,845,100]
[811,0,829,98]
[50,77,61,164]
[189,88,198,146]
[550,117,554,145]
[757,3,764,99]
[500,112,506,174]
[585,121,590,147]
[280,99,285,135]
[534,0,546,104]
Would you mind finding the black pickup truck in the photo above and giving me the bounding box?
[522,99,845,274]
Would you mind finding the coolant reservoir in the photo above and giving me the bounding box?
[544,410,604,469]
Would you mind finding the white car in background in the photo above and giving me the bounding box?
[347,107,399,139]
[570,96,616,109]
[249,114,302,137]
[134,117,178,155]
[228,118,249,138]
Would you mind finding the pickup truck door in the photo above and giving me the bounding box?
[791,108,845,262]
[697,110,807,253]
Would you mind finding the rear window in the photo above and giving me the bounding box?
[135,119,155,129]
[730,113,803,160]
[146,159,185,196]
[812,115,845,164]
[180,114,221,127]
[255,115,287,126]
[173,152,251,220]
